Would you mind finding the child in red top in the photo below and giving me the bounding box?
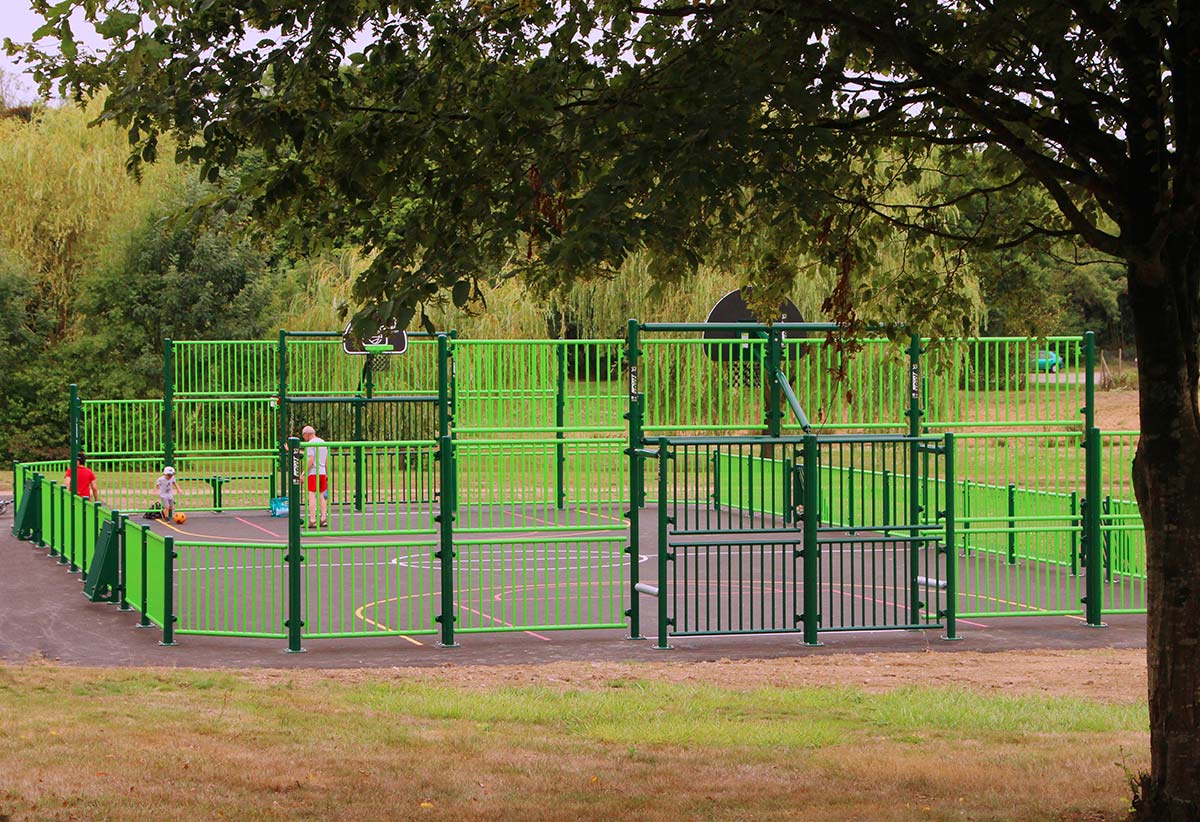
[64,453,98,499]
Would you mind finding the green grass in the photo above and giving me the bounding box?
[0,663,1148,821]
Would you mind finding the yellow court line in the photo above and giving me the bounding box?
[156,519,283,543]
[351,604,424,645]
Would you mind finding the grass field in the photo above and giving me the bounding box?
[0,651,1148,820]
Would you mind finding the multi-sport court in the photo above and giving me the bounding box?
[9,318,1146,652]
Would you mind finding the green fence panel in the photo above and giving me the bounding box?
[952,432,1088,617]
[173,340,278,397]
[143,528,168,628]
[81,399,162,457]
[301,540,440,638]
[173,541,287,637]
[295,440,440,534]
[923,337,1087,429]
[453,535,627,632]
[174,398,276,452]
[123,520,148,624]
[781,338,911,433]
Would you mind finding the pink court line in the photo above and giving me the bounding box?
[235,516,284,538]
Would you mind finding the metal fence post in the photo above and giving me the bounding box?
[907,334,922,438]
[115,511,130,611]
[802,434,822,646]
[1083,426,1106,627]
[276,330,288,501]
[942,433,960,640]
[555,341,567,509]
[436,434,459,647]
[68,385,79,495]
[907,335,923,627]
[68,385,79,568]
[765,329,782,437]
[353,397,364,512]
[1069,490,1079,576]
[135,524,150,627]
[654,437,672,650]
[1006,483,1017,564]
[1082,331,1096,432]
[160,535,177,646]
[625,320,645,639]
[285,437,305,652]
[162,340,174,469]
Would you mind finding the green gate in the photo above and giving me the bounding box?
[635,433,954,648]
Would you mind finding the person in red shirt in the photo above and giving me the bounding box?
[64,452,99,500]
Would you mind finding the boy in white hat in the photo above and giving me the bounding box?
[155,466,179,521]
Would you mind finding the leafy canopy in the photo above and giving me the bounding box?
[9,2,1185,336]
[12,0,1165,335]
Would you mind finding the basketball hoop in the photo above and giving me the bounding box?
[343,320,408,356]
[701,289,805,388]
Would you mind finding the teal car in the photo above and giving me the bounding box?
[1034,350,1062,372]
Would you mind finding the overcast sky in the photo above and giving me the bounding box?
[1,4,101,103]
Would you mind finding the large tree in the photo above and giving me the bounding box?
[10,1,1197,814]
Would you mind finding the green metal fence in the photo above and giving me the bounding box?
[10,324,1146,650]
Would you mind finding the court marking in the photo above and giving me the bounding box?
[235,516,285,538]
[356,591,554,641]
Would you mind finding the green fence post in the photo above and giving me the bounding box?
[68,385,80,570]
[942,433,960,640]
[160,535,176,646]
[436,434,459,647]
[961,480,972,555]
[1082,331,1096,432]
[882,469,891,531]
[354,397,364,512]
[68,385,80,496]
[1006,483,1017,564]
[285,437,305,652]
[1083,426,1105,627]
[276,330,288,501]
[654,437,672,650]
[765,329,782,438]
[162,340,174,469]
[436,333,458,519]
[137,524,151,627]
[555,341,567,509]
[802,434,822,646]
[907,335,923,627]
[1102,495,1113,583]
[22,472,43,547]
[625,320,645,639]
[907,334,923,438]
[57,482,68,565]
[1069,490,1079,576]
[115,512,130,611]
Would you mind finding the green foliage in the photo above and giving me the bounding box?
[0,97,184,340]
[0,249,61,462]
[15,0,1137,340]
[76,185,285,396]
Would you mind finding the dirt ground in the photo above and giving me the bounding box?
[1095,389,1140,431]
[204,646,1147,704]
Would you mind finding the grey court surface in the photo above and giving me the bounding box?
[0,506,1145,669]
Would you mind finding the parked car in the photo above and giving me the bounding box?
[1034,350,1062,373]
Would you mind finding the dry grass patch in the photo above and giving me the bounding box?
[0,655,1147,821]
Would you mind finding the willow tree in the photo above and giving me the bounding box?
[11,1,1197,813]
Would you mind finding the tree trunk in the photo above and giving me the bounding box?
[1128,256,1200,819]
